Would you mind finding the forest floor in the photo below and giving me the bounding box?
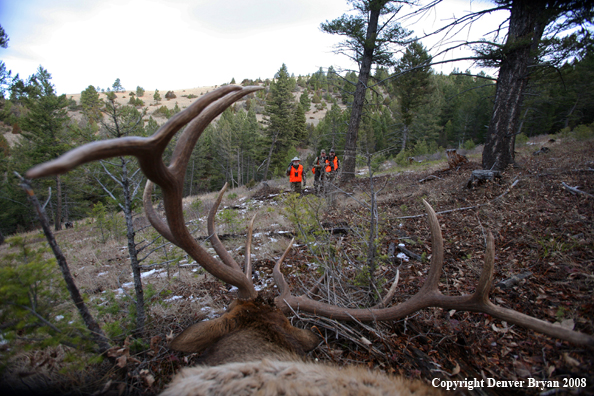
[1,134,593,395]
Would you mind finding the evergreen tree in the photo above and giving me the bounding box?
[80,85,102,124]
[391,42,434,153]
[153,89,161,104]
[136,86,145,97]
[321,0,412,181]
[112,78,124,93]
[17,67,71,230]
[263,64,296,180]
[293,104,308,144]
[300,89,311,112]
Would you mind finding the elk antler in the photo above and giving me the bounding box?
[26,85,263,300]
[273,200,594,350]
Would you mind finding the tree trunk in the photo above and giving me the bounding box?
[400,124,409,153]
[340,5,382,182]
[482,0,546,170]
[120,157,145,335]
[22,182,111,353]
[55,175,62,231]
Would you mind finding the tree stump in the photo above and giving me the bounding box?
[446,149,468,169]
[466,170,502,188]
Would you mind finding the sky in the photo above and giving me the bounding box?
[1,0,506,95]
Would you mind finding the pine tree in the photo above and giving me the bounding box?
[153,89,161,104]
[263,64,296,180]
[80,85,102,124]
[391,42,434,153]
[18,67,71,230]
[112,78,124,93]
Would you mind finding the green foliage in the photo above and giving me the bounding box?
[281,193,325,245]
[299,90,311,112]
[216,208,241,234]
[90,202,108,243]
[153,89,161,104]
[90,202,124,243]
[80,85,103,124]
[95,283,162,341]
[0,237,91,357]
[227,192,238,200]
[136,86,145,97]
[574,123,594,141]
[370,154,385,173]
[394,149,413,166]
[153,105,172,118]
[463,138,477,150]
[112,78,124,93]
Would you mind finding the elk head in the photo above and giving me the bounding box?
[26,85,594,395]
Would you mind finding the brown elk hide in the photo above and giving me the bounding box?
[169,299,319,365]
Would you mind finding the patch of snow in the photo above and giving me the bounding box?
[141,269,160,278]
[396,253,409,262]
[398,243,405,247]
[122,282,134,288]
[228,286,238,293]
[165,295,183,302]
[55,315,64,321]
[97,272,108,277]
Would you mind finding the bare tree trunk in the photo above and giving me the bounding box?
[482,0,546,170]
[400,124,409,153]
[340,5,382,182]
[21,180,111,353]
[120,157,145,335]
[55,175,62,231]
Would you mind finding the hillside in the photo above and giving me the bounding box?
[0,134,593,395]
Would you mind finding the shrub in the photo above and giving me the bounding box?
[165,91,176,99]
[463,138,477,150]
[515,133,528,146]
[574,123,594,141]
[0,236,91,357]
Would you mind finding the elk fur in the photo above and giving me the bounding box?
[161,299,439,396]
[161,359,438,396]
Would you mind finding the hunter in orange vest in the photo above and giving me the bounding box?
[325,149,340,178]
[286,157,306,194]
[311,149,328,195]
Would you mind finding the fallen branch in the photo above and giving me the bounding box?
[561,182,594,199]
[418,175,442,183]
[397,177,520,220]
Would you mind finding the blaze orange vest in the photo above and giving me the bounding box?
[289,164,304,182]
[325,156,338,173]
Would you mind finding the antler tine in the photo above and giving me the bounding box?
[273,238,295,302]
[273,202,594,349]
[143,180,178,246]
[244,214,257,288]
[207,183,241,271]
[169,86,263,177]
[25,86,244,182]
